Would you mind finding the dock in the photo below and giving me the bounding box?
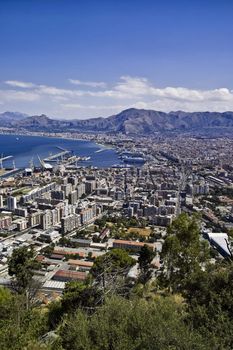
[0,155,13,162]
[0,155,14,170]
[43,149,71,162]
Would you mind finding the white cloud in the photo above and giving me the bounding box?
[37,85,79,97]
[62,103,126,110]
[69,79,107,88]
[109,76,233,102]
[132,98,233,113]
[5,80,36,89]
[52,96,69,102]
[115,76,151,96]
[4,77,233,102]
[0,89,40,102]
[1,76,233,118]
[61,103,82,109]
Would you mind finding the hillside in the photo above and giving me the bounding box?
[0,111,28,127]
[2,108,233,135]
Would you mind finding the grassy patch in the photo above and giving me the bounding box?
[127,227,152,237]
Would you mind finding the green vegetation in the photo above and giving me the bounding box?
[95,215,148,231]
[212,186,233,199]
[59,236,73,247]
[41,244,55,257]
[160,213,210,291]
[0,231,10,238]
[11,186,31,197]
[94,215,153,241]
[1,214,233,349]
[61,281,102,313]
[91,248,135,276]
[58,296,208,350]
[138,244,156,283]
[0,287,49,350]
[8,247,41,294]
[63,253,82,261]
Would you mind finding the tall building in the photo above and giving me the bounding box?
[68,190,78,205]
[77,183,86,198]
[0,215,12,229]
[0,195,4,208]
[51,190,65,200]
[85,180,96,194]
[76,203,97,225]
[61,214,80,234]
[61,183,72,197]
[7,196,17,211]
[41,210,53,230]
[29,210,41,227]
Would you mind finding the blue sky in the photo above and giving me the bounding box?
[0,0,233,118]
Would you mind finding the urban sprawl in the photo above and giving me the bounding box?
[0,131,233,297]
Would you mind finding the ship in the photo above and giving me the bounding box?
[122,156,146,164]
[112,164,132,168]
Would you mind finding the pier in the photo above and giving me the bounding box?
[0,155,13,162]
[0,155,14,171]
[43,148,71,162]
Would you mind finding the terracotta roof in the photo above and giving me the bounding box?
[113,239,154,248]
[50,254,64,260]
[53,269,87,280]
[53,249,86,258]
[68,259,93,267]
[36,255,45,262]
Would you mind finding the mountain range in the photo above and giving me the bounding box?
[0,111,29,126]
[1,109,233,135]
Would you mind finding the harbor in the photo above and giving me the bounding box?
[0,134,122,175]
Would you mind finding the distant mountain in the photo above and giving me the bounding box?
[0,111,28,127]
[107,109,233,134]
[2,108,233,135]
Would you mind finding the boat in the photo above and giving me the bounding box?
[122,156,146,164]
[112,164,132,168]
[120,151,143,158]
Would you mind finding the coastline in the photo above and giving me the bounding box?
[0,129,113,148]
[0,131,121,170]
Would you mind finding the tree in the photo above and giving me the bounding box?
[90,249,136,299]
[87,251,93,260]
[138,244,156,283]
[228,228,233,239]
[95,216,107,229]
[58,295,210,350]
[160,213,210,291]
[183,262,233,349]
[41,244,55,257]
[92,234,100,243]
[59,236,72,247]
[0,287,14,320]
[61,281,102,312]
[91,249,135,277]
[8,247,41,304]
[0,287,50,350]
